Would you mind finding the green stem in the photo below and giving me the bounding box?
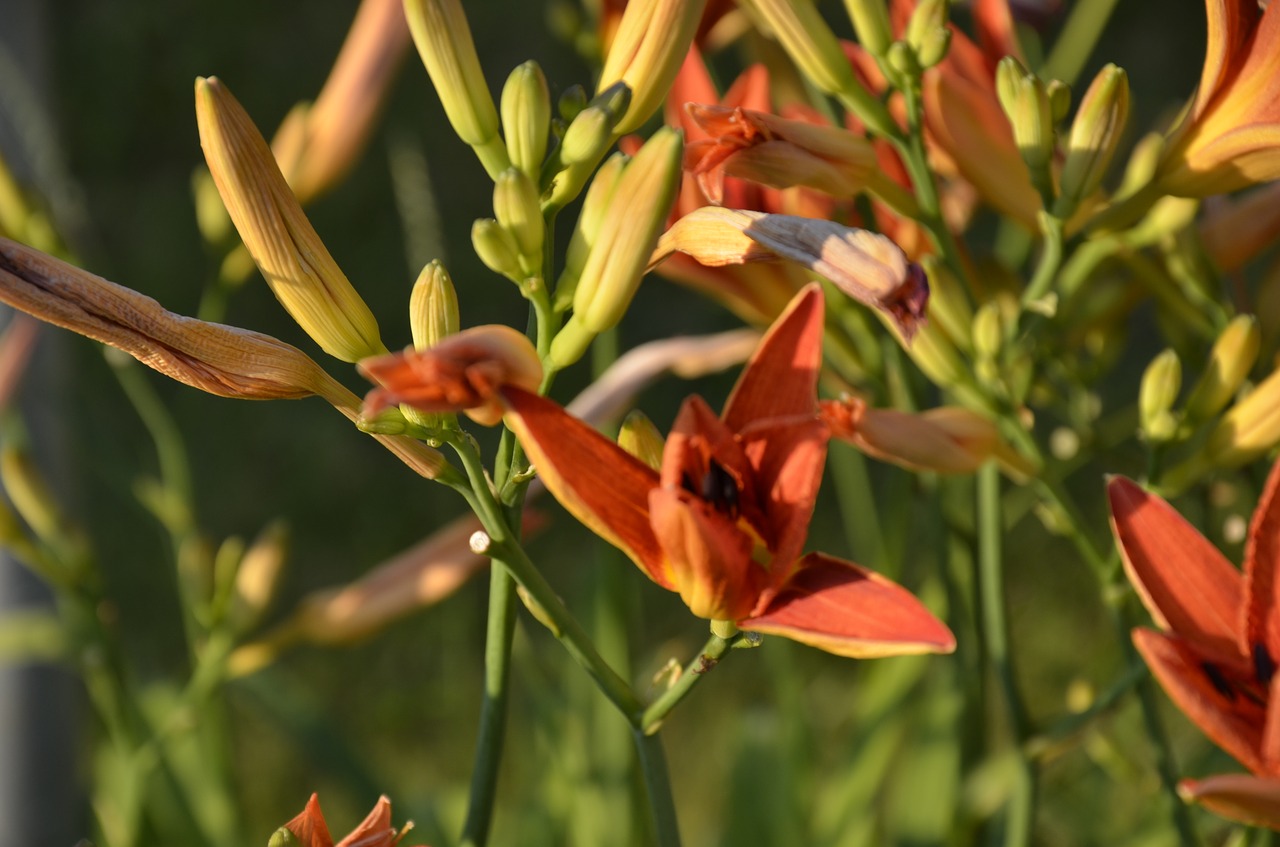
[459,565,518,847]
[632,729,682,847]
[977,463,1035,847]
[640,633,736,733]
[1041,0,1124,86]
[1022,215,1065,311]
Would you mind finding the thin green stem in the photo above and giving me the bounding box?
[459,565,518,847]
[977,463,1035,847]
[1022,215,1065,311]
[633,729,682,847]
[640,633,736,733]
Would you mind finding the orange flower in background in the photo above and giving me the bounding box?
[1109,462,1280,829]
[502,285,954,656]
[1157,0,1280,196]
[278,794,426,847]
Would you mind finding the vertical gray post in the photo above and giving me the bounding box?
[0,1,81,845]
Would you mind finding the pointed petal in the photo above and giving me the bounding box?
[660,395,766,532]
[1246,458,1280,665]
[722,283,823,431]
[335,795,397,847]
[739,414,829,576]
[740,553,956,658]
[1108,476,1244,658]
[1180,773,1280,830]
[971,0,1021,63]
[648,486,764,620]
[1196,0,1263,117]
[285,794,336,847]
[501,387,671,588]
[1133,627,1265,773]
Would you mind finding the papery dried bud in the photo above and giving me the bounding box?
[617,410,665,470]
[596,0,708,135]
[360,325,543,426]
[195,77,386,363]
[652,208,928,339]
[1184,314,1260,423]
[402,0,509,176]
[501,61,551,183]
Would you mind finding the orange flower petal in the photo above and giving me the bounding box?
[722,283,823,431]
[1133,627,1265,774]
[285,794,335,847]
[1108,476,1244,658]
[740,552,956,657]
[739,414,829,577]
[1180,773,1280,830]
[501,386,672,588]
[1246,458,1280,667]
[334,796,399,847]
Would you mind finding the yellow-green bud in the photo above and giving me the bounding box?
[906,0,949,51]
[973,300,1005,361]
[493,168,545,272]
[554,153,628,312]
[560,105,616,166]
[358,407,411,435]
[558,85,588,122]
[1046,80,1071,124]
[916,25,952,69]
[230,520,289,632]
[1116,132,1167,200]
[1054,64,1129,219]
[904,318,968,389]
[886,41,922,80]
[618,410,666,470]
[843,0,894,56]
[596,0,706,135]
[472,218,523,280]
[742,0,860,98]
[402,0,509,176]
[1140,348,1182,442]
[191,168,232,246]
[409,261,460,351]
[996,58,1054,173]
[268,827,302,847]
[1184,315,1261,423]
[920,256,972,352]
[1204,366,1280,468]
[501,61,551,183]
[570,128,682,332]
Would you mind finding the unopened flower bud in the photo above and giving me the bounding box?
[1054,64,1129,220]
[843,0,894,56]
[886,41,922,80]
[555,153,627,312]
[501,61,551,183]
[472,218,524,281]
[402,0,509,176]
[558,85,589,122]
[1115,132,1165,200]
[230,520,289,631]
[560,105,617,166]
[1046,80,1071,124]
[617,410,665,470]
[905,0,949,50]
[409,261,460,352]
[972,300,1005,361]
[996,57,1054,173]
[905,317,968,389]
[1184,315,1261,424]
[915,25,951,69]
[1139,348,1181,442]
[268,827,302,847]
[596,0,706,135]
[741,0,859,98]
[493,169,545,272]
[195,77,386,363]
[920,256,972,352]
[1203,365,1280,468]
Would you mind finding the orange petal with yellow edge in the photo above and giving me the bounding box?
[501,386,672,588]
[1246,458,1280,666]
[1108,476,1243,659]
[740,552,956,657]
[1133,627,1265,774]
[722,283,823,431]
[1180,773,1280,830]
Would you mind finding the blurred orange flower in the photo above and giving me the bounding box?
[279,794,426,847]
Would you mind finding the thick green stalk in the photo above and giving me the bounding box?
[633,729,682,847]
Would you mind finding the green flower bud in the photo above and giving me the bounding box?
[618,410,666,470]
[501,61,551,183]
[742,0,858,98]
[268,827,302,847]
[906,0,949,51]
[843,0,894,56]
[916,25,951,69]
[1204,366,1280,468]
[920,256,972,352]
[472,218,523,281]
[1139,348,1182,442]
[1184,315,1261,423]
[1054,64,1129,220]
[886,41,922,80]
[1046,80,1071,124]
[996,57,1054,173]
[493,168,545,272]
[905,318,968,390]
[560,105,616,166]
[558,84,588,122]
[972,300,1005,361]
[409,261,460,351]
[554,152,628,312]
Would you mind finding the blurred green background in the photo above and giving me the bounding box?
[3,0,1262,844]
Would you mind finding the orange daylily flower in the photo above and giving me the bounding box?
[503,284,954,657]
[359,325,542,426]
[279,794,426,847]
[1157,0,1280,196]
[1109,462,1280,830]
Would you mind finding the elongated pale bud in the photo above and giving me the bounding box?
[972,300,1005,362]
[1184,315,1261,423]
[905,0,949,50]
[501,61,551,183]
[843,0,893,56]
[1054,65,1129,219]
[996,57,1055,175]
[743,0,856,97]
[920,256,971,352]
[402,0,509,176]
[409,261,460,351]
[0,444,60,543]
[560,105,616,166]
[195,77,386,363]
[596,0,707,135]
[407,261,460,430]
[617,410,665,470]
[915,25,951,69]
[1203,364,1280,468]
[472,218,523,281]
[554,153,627,312]
[550,128,682,368]
[230,520,289,631]
[1139,348,1181,442]
[493,168,545,273]
[1046,80,1071,124]
[905,317,968,389]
